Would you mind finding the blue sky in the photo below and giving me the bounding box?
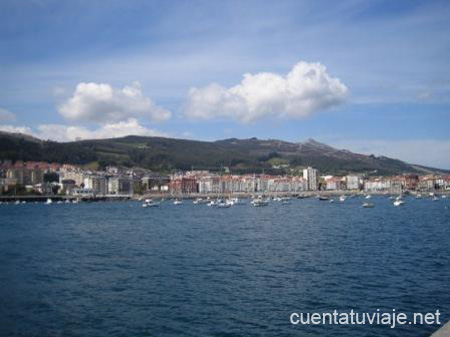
[1,0,449,168]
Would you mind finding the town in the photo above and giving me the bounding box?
[1,159,449,200]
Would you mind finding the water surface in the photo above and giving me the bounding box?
[1,196,449,336]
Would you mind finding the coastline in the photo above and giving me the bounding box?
[1,190,448,203]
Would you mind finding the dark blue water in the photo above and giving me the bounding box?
[1,196,449,337]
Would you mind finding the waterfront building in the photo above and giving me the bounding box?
[59,170,85,186]
[346,175,361,190]
[169,175,198,194]
[364,178,391,192]
[60,179,76,194]
[142,174,170,192]
[6,167,44,185]
[404,174,419,191]
[108,176,133,195]
[83,175,107,196]
[197,175,221,194]
[303,167,318,191]
[325,176,345,191]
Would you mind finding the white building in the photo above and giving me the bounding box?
[303,167,318,191]
[108,176,133,195]
[364,179,391,192]
[83,175,107,196]
[346,175,361,190]
[59,170,85,186]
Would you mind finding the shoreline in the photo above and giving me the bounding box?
[1,190,448,202]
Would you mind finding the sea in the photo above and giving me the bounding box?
[1,196,449,337]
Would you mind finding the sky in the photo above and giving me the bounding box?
[0,0,449,168]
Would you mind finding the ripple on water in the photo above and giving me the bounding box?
[0,197,449,336]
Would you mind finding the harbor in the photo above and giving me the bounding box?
[1,192,448,336]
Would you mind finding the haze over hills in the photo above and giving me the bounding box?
[0,131,447,176]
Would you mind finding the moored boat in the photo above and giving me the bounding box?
[253,197,269,207]
[142,199,160,208]
[393,200,405,206]
[173,199,183,205]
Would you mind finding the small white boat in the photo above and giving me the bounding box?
[225,199,235,206]
[65,199,70,204]
[216,201,231,208]
[329,199,334,203]
[229,197,244,205]
[253,198,269,207]
[339,195,346,202]
[173,199,183,205]
[46,198,53,204]
[365,195,372,199]
[15,200,21,205]
[142,201,159,208]
[362,202,374,208]
[442,195,447,199]
[432,196,439,202]
[393,200,405,206]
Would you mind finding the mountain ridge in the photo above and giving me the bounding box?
[0,131,448,175]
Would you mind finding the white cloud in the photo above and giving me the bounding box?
[0,125,32,134]
[59,82,171,123]
[0,108,16,121]
[185,61,348,122]
[331,139,450,170]
[0,118,167,142]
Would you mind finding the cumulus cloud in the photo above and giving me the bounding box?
[185,61,348,122]
[0,108,16,121]
[0,118,167,142]
[59,82,171,123]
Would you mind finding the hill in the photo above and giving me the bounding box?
[0,131,447,175]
